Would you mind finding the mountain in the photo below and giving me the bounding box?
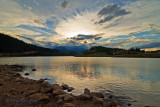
[0,33,76,56]
[54,45,88,53]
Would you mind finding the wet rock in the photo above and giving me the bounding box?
[64,95,74,102]
[92,96,104,105]
[78,94,91,100]
[90,92,104,98]
[84,88,90,95]
[109,95,113,99]
[24,73,29,76]
[29,93,50,102]
[51,84,63,90]
[67,87,74,92]
[41,87,53,93]
[37,79,44,83]
[105,100,120,107]
[12,73,20,77]
[41,81,50,87]
[32,69,36,71]
[64,103,75,107]
[127,103,131,106]
[53,89,66,96]
[62,84,69,90]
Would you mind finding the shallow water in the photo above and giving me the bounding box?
[0,57,160,106]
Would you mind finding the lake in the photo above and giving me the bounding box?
[0,57,160,107]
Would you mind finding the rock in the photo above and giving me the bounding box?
[41,87,53,93]
[57,99,63,104]
[9,88,20,95]
[127,103,131,106]
[24,73,29,76]
[92,96,104,105]
[84,88,90,95]
[67,87,74,92]
[105,100,120,107]
[32,69,36,71]
[24,89,39,96]
[53,89,66,96]
[56,94,68,100]
[37,79,44,83]
[108,95,113,99]
[64,95,74,101]
[29,93,50,102]
[51,84,63,90]
[78,94,91,100]
[12,73,20,77]
[41,81,50,87]
[15,78,22,82]
[62,84,69,90]
[64,103,75,107]
[90,92,104,98]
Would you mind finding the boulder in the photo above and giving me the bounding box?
[78,94,91,100]
[105,100,120,107]
[32,69,36,71]
[56,94,68,100]
[61,84,69,90]
[84,88,90,95]
[90,92,104,98]
[29,93,50,102]
[57,99,63,104]
[24,73,29,76]
[37,79,44,83]
[64,95,74,101]
[51,84,63,90]
[64,103,75,107]
[41,81,50,87]
[12,73,20,77]
[41,87,53,93]
[92,96,104,105]
[53,89,66,96]
[67,87,74,92]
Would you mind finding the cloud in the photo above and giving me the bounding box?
[61,0,69,9]
[97,4,131,24]
[135,42,160,49]
[69,34,102,41]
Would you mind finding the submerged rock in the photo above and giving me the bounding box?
[84,88,90,95]
[24,73,29,76]
[67,87,74,92]
[61,84,69,90]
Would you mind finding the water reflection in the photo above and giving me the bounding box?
[0,57,160,106]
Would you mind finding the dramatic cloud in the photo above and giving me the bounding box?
[61,0,69,9]
[0,0,160,51]
[97,4,131,24]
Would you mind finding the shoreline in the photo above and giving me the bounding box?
[0,65,121,107]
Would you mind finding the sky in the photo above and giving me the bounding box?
[0,0,160,51]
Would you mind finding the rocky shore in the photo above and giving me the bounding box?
[0,65,121,107]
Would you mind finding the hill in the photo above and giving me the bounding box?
[0,33,76,56]
[76,46,160,58]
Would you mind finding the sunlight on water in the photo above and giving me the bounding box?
[0,57,160,106]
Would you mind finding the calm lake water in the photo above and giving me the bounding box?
[0,57,160,107]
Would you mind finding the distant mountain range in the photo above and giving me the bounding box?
[0,33,77,56]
